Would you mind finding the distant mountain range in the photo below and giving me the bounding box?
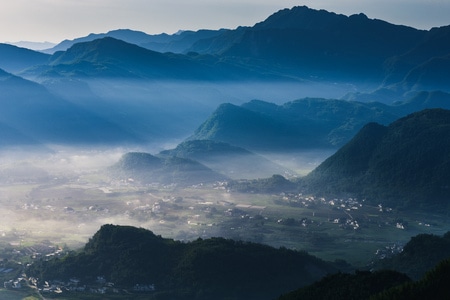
[304,108,450,209]
[9,41,56,51]
[41,28,228,54]
[189,94,450,151]
[0,43,49,73]
[0,6,449,148]
[2,6,450,88]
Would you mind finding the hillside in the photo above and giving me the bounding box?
[30,37,286,81]
[44,37,211,79]
[278,270,411,300]
[109,152,226,186]
[189,6,425,83]
[383,25,450,86]
[28,224,339,300]
[279,232,450,300]
[304,109,450,210]
[43,28,227,54]
[0,6,449,148]
[16,6,449,89]
[0,69,138,146]
[189,98,400,151]
[373,232,450,280]
[0,43,50,73]
[159,140,292,179]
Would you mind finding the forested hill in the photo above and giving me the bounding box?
[109,152,226,186]
[28,224,339,300]
[279,232,450,300]
[304,108,450,210]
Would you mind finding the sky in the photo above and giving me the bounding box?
[2,0,450,44]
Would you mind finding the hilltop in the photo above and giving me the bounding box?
[28,224,339,300]
[109,152,226,186]
[304,109,450,210]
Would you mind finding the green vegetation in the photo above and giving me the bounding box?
[374,259,450,300]
[304,109,450,210]
[28,224,339,300]
[280,231,450,299]
[373,232,450,280]
[278,270,411,300]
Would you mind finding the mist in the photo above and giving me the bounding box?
[0,145,330,249]
[33,78,366,144]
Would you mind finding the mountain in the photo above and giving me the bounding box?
[138,29,229,53]
[189,102,307,151]
[400,54,450,92]
[159,140,292,179]
[279,232,450,300]
[43,28,227,54]
[373,232,450,280]
[44,37,210,79]
[189,6,425,82]
[383,25,450,86]
[189,99,400,151]
[14,6,450,90]
[0,68,139,146]
[373,259,450,300]
[9,41,56,51]
[278,270,411,300]
[109,152,226,186]
[28,224,339,300]
[32,37,284,80]
[0,43,50,73]
[304,109,450,210]
[394,91,450,112]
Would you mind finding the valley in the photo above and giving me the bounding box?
[1,4,450,299]
[0,152,446,269]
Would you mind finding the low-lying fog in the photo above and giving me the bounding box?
[0,145,332,249]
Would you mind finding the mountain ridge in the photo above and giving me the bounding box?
[304,108,450,209]
[28,224,339,300]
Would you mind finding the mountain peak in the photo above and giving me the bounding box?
[305,108,450,209]
[254,5,345,30]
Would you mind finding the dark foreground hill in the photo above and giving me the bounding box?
[109,152,226,186]
[304,108,450,210]
[278,270,411,300]
[279,260,450,300]
[28,224,339,300]
[373,232,450,280]
[279,231,450,300]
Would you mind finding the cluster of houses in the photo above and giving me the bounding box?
[24,276,156,296]
[374,243,404,260]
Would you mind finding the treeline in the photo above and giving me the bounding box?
[28,224,338,300]
[279,259,450,300]
[279,231,450,299]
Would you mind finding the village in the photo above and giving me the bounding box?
[0,171,446,298]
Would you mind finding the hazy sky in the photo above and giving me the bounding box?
[2,0,450,43]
